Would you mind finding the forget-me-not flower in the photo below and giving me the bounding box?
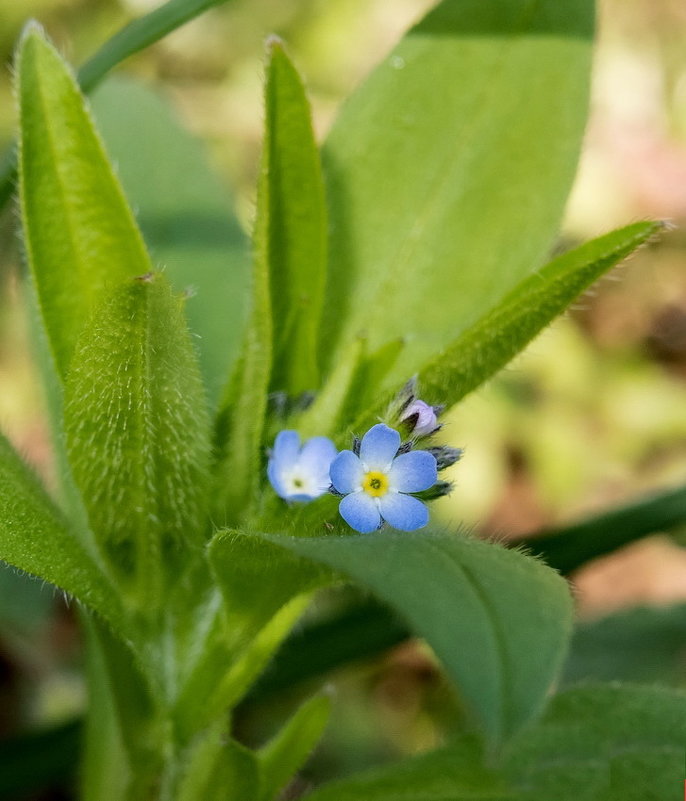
[330,423,437,533]
[268,430,337,502]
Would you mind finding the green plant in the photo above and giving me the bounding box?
[1,1,684,799]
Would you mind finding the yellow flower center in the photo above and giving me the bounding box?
[362,470,389,498]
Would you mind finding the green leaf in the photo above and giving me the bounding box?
[0,0,236,208]
[504,683,686,800]
[258,693,331,801]
[63,274,212,606]
[515,482,686,574]
[355,221,664,432]
[320,0,594,385]
[0,431,122,626]
[263,40,327,397]
[303,684,686,801]
[266,531,573,747]
[563,604,686,686]
[415,221,664,407]
[90,76,249,406]
[77,0,233,94]
[17,25,153,380]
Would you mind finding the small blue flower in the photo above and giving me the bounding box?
[330,423,437,533]
[268,430,337,502]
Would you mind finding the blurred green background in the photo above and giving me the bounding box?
[1,1,686,799]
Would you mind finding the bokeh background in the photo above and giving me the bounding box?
[0,1,686,798]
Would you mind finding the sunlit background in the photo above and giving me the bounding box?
[1,1,686,798]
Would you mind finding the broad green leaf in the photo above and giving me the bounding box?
[0,431,122,626]
[303,684,686,801]
[258,693,331,801]
[355,221,664,432]
[563,604,686,686]
[267,531,573,747]
[516,482,686,574]
[320,0,594,385]
[64,274,212,606]
[263,40,327,396]
[90,76,249,406]
[504,683,686,800]
[0,0,236,208]
[177,723,259,801]
[17,26,153,380]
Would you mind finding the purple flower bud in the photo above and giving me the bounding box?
[400,399,439,437]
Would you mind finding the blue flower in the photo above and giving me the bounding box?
[330,423,437,533]
[268,430,337,502]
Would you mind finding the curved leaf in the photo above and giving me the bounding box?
[0,431,122,626]
[17,26,152,380]
[64,274,211,606]
[266,531,573,747]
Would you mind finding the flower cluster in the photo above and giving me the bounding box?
[266,384,462,533]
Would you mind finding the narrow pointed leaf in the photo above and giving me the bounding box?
[320,0,594,384]
[355,221,664,431]
[258,693,330,801]
[415,221,665,406]
[0,431,122,626]
[265,531,573,747]
[263,40,327,396]
[17,26,153,380]
[64,274,211,606]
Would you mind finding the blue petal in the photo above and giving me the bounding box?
[299,436,338,484]
[388,450,437,493]
[339,492,381,533]
[330,450,364,495]
[378,492,429,531]
[267,457,290,499]
[360,424,400,470]
[271,430,301,469]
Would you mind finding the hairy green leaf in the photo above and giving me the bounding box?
[64,274,211,607]
[355,221,664,432]
[264,40,327,396]
[258,693,331,801]
[90,76,249,406]
[320,0,594,385]
[0,431,122,625]
[267,531,573,747]
[17,26,152,380]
